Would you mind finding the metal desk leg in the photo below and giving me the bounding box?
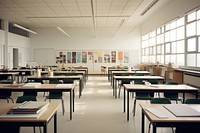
[54,112,57,133]
[124,88,126,113]
[127,90,129,121]
[142,111,145,133]
[70,90,72,120]
[43,124,47,133]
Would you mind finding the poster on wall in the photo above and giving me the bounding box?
[56,51,66,64]
[76,52,81,63]
[111,51,116,63]
[67,52,71,63]
[93,52,98,63]
[88,51,93,63]
[118,51,123,63]
[124,52,129,63]
[72,52,76,63]
[98,51,103,63]
[104,51,110,63]
[82,51,87,63]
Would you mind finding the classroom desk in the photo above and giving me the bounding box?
[0,84,75,120]
[42,70,86,83]
[140,103,200,133]
[107,68,139,81]
[111,71,150,86]
[0,72,19,84]
[10,69,35,83]
[113,76,164,98]
[123,84,199,121]
[0,102,60,133]
[27,75,83,98]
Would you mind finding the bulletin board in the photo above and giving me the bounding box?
[55,50,129,64]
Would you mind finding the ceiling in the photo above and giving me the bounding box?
[0,0,170,34]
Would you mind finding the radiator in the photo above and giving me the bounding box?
[183,72,200,88]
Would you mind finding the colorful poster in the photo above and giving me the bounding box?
[82,51,87,63]
[88,51,93,63]
[67,52,71,63]
[111,51,116,63]
[104,51,110,63]
[56,51,66,64]
[72,52,76,63]
[93,52,98,63]
[124,52,129,63]
[98,51,103,63]
[76,52,81,63]
[118,51,123,61]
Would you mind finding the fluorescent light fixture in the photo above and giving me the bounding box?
[140,0,159,16]
[13,24,37,34]
[90,0,96,37]
[57,27,71,37]
[112,19,125,37]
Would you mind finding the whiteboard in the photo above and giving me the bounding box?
[34,48,55,65]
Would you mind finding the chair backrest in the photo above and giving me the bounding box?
[184,99,200,104]
[165,81,178,85]
[16,96,37,103]
[151,98,171,104]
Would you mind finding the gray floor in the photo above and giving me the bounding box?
[5,76,195,133]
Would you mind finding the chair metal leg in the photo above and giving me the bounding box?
[133,99,137,116]
[61,99,65,115]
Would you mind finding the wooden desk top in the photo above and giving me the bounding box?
[0,102,60,122]
[112,71,150,74]
[0,84,76,91]
[124,84,199,92]
[28,75,82,79]
[140,103,200,123]
[0,72,19,75]
[114,75,164,80]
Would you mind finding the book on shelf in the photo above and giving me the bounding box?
[8,101,49,114]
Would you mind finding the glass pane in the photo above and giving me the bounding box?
[150,31,156,37]
[170,29,176,41]
[160,55,164,64]
[187,54,196,67]
[187,38,196,52]
[165,43,171,53]
[186,22,196,37]
[177,40,185,53]
[177,26,184,40]
[198,37,200,52]
[157,55,160,62]
[165,55,170,64]
[197,10,200,19]
[157,28,161,34]
[142,49,145,55]
[157,45,161,54]
[149,37,155,46]
[161,45,164,54]
[160,34,164,43]
[197,20,200,35]
[171,54,176,64]
[157,35,160,44]
[171,42,177,53]
[177,17,184,27]
[170,21,176,30]
[177,54,185,66]
[165,24,170,31]
[165,31,170,42]
[145,48,149,55]
[187,11,196,22]
[197,54,200,67]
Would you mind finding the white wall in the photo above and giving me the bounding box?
[0,29,31,68]
[30,27,140,72]
[139,0,200,34]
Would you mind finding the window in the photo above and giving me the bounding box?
[187,11,196,22]
[177,26,184,40]
[186,22,196,37]
[187,54,196,66]
[165,43,171,53]
[187,38,196,52]
[177,40,184,53]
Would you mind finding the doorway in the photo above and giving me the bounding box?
[13,48,18,68]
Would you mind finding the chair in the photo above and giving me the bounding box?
[148,98,174,133]
[163,81,182,103]
[0,83,14,103]
[184,99,200,104]
[101,66,107,76]
[45,79,65,115]
[118,74,131,98]
[132,81,153,116]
